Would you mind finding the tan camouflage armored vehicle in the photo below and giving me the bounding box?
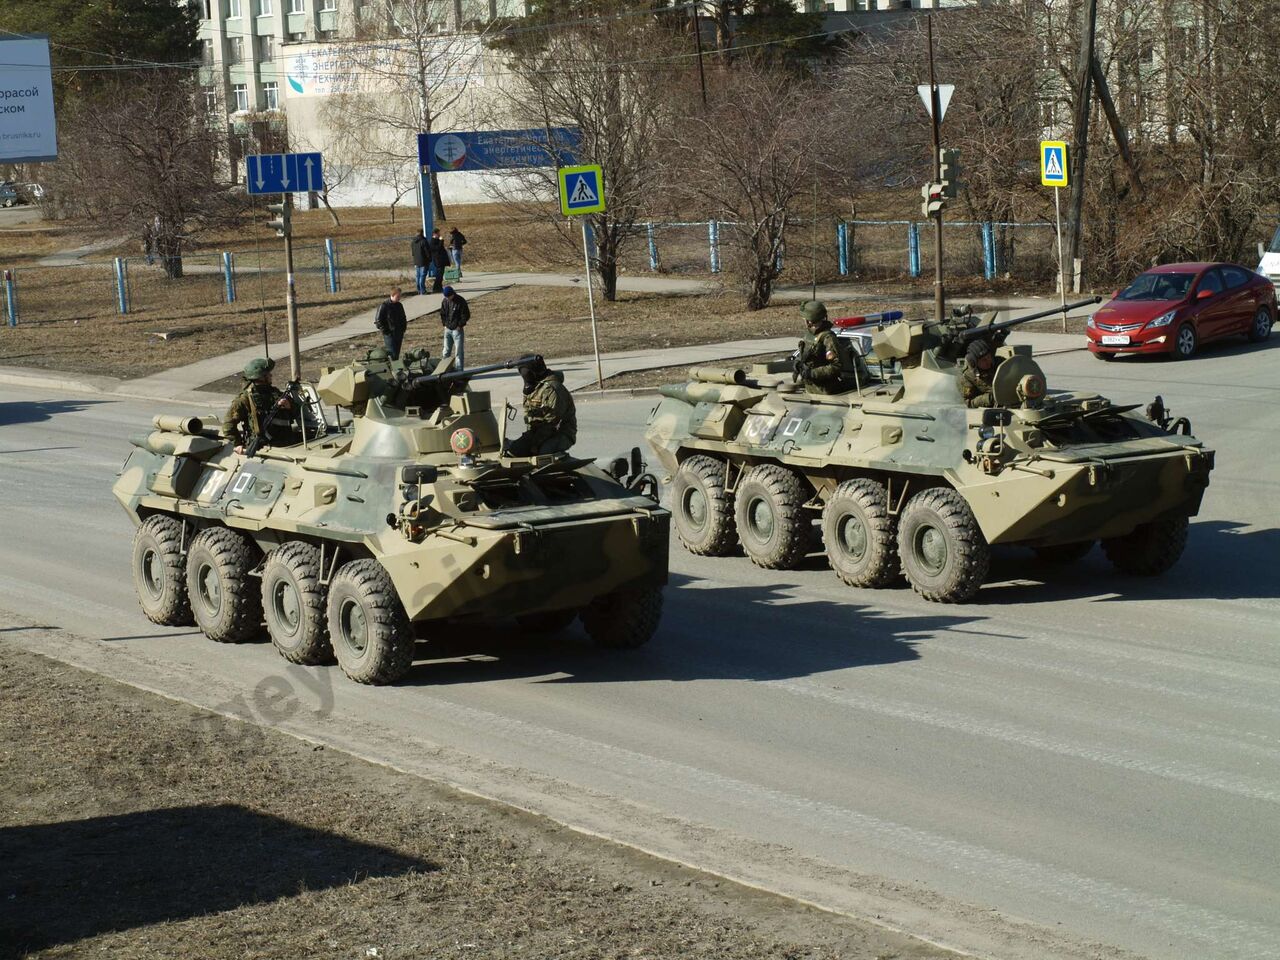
[645,299,1215,603]
[114,351,669,684]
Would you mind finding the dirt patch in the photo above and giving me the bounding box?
[0,642,951,960]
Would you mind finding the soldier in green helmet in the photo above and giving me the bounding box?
[958,338,997,408]
[222,357,293,454]
[506,355,577,456]
[795,300,865,394]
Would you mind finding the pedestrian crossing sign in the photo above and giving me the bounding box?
[558,164,606,216]
[1040,141,1068,188]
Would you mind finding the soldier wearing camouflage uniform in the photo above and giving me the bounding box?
[796,300,865,394]
[959,339,997,408]
[222,357,292,453]
[507,355,576,456]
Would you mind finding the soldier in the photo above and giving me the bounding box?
[506,355,577,456]
[959,339,998,408]
[795,300,868,394]
[222,357,292,454]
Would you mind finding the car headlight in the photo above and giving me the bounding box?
[1086,314,1097,329]
[1147,309,1177,329]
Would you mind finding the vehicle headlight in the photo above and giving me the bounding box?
[1147,309,1177,329]
[1086,314,1097,329]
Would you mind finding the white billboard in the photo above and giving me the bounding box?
[0,35,57,163]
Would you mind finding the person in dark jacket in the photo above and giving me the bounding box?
[448,226,467,277]
[410,230,430,295]
[428,229,450,292]
[439,285,468,370]
[506,356,576,456]
[374,287,408,360]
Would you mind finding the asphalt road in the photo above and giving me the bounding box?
[1,337,1277,960]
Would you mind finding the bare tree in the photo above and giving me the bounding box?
[44,73,237,278]
[489,10,686,301]
[321,0,483,221]
[665,62,827,309]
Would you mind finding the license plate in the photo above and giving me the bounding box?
[1101,334,1130,345]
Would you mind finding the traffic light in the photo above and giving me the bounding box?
[921,182,945,218]
[938,148,962,199]
[266,199,291,237]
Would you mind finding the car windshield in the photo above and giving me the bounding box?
[1117,272,1195,301]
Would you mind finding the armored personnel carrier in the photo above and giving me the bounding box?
[114,350,669,684]
[646,299,1215,603]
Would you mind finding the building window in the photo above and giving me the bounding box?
[202,86,218,112]
[258,34,276,59]
[232,83,249,112]
[258,0,273,14]
[201,0,212,18]
[263,81,279,109]
[318,28,336,39]
[201,38,215,65]
[321,0,337,10]
[288,31,306,41]
[229,0,242,17]
[228,36,244,64]
[289,0,306,12]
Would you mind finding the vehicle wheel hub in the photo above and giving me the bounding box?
[748,497,774,540]
[1177,328,1195,354]
[272,579,300,634]
[683,487,707,529]
[197,562,221,614]
[838,513,868,561]
[142,547,163,599]
[339,598,368,653]
[916,525,948,575]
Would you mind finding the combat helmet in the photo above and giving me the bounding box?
[242,357,275,380]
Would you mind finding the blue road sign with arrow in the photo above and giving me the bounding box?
[246,152,325,195]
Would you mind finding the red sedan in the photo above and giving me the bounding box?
[1086,262,1276,360]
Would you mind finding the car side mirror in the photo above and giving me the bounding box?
[1111,289,1120,299]
[981,408,1012,428]
[401,464,438,484]
[1197,288,1214,300]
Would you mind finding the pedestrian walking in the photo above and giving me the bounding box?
[448,226,467,277]
[374,287,408,360]
[428,229,450,293]
[142,221,155,266]
[439,285,469,370]
[411,230,430,295]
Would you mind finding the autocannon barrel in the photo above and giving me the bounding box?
[152,415,204,435]
[408,355,542,390]
[957,296,1101,344]
[688,366,748,386]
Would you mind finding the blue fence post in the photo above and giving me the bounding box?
[3,269,16,326]
[324,238,340,292]
[837,222,849,276]
[646,223,658,271]
[113,258,129,314]
[708,220,720,274]
[907,223,921,278]
[981,222,995,280]
[222,251,237,303]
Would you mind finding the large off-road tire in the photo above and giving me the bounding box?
[132,515,193,626]
[733,464,811,570]
[580,585,664,650]
[186,526,263,643]
[897,488,990,603]
[1103,514,1189,576]
[327,559,415,684]
[261,541,332,665]
[1172,323,1197,360]
[671,455,737,556]
[517,609,578,634]
[1033,540,1095,564]
[1247,305,1273,343]
[822,479,899,588]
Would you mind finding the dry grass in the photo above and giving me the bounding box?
[0,642,949,960]
[598,352,784,391]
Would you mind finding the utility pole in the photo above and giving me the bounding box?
[267,195,300,381]
[1065,0,1097,293]
[926,15,945,323]
[691,1,708,107]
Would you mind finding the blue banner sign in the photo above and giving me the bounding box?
[419,128,578,173]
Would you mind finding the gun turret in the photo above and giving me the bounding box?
[406,355,541,392]
[871,296,1101,364]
